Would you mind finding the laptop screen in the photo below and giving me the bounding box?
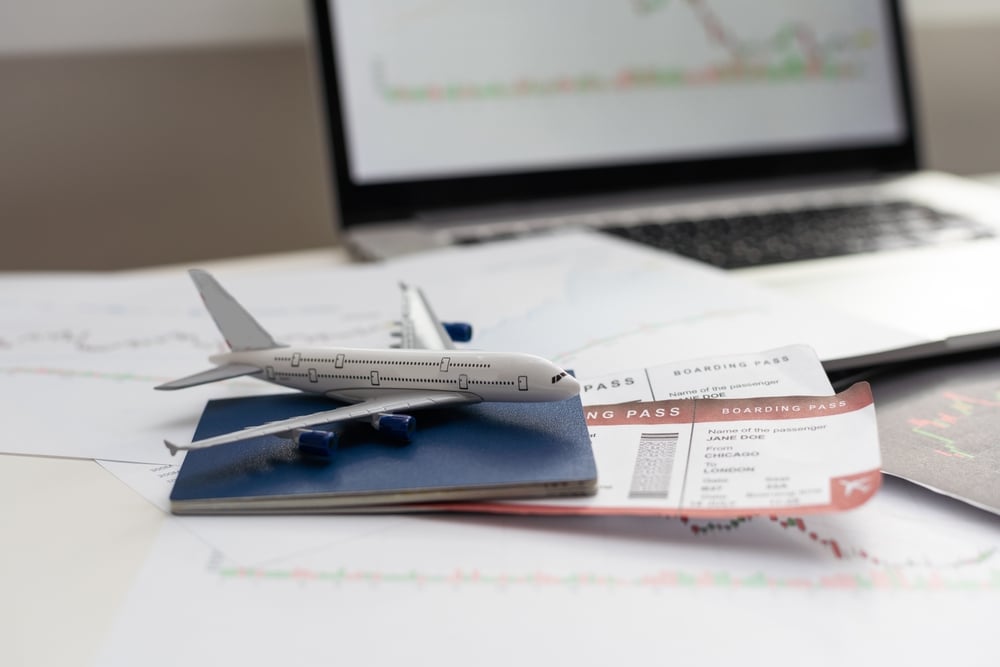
[312,0,916,222]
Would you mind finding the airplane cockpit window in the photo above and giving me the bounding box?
[551,371,568,384]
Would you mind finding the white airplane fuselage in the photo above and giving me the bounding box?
[212,346,580,404]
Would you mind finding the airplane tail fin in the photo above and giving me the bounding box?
[188,269,283,352]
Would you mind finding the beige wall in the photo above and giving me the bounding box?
[2,18,1000,270]
[908,22,1000,173]
[0,43,336,270]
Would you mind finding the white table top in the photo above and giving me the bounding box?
[9,176,1000,665]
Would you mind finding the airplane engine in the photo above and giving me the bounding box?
[373,414,416,442]
[294,429,339,457]
[442,322,473,343]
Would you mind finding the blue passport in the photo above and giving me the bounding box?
[170,393,596,514]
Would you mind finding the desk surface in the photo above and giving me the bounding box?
[8,177,1000,665]
[6,247,350,666]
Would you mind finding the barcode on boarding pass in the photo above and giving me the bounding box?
[628,432,679,499]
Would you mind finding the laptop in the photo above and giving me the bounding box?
[310,0,1000,349]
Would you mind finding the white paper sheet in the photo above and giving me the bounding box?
[95,475,1000,666]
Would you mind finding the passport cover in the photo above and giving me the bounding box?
[170,393,596,514]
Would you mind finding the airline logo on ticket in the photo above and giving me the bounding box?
[463,382,880,517]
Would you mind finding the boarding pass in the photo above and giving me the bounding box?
[452,345,881,517]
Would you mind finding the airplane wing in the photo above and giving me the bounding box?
[396,283,455,350]
[164,390,477,454]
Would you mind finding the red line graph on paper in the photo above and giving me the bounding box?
[682,515,996,570]
[215,562,1000,592]
[210,509,999,594]
[0,367,172,383]
[0,324,393,354]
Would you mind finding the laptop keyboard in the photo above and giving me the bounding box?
[599,201,995,269]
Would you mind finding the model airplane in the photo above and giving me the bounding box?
[157,270,580,457]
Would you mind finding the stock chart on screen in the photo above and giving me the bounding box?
[331,0,905,183]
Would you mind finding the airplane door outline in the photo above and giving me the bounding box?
[371,370,380,386]
[459,374,468,390]
[518,375,528,391]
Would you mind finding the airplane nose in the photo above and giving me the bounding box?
[561,372,581,397]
